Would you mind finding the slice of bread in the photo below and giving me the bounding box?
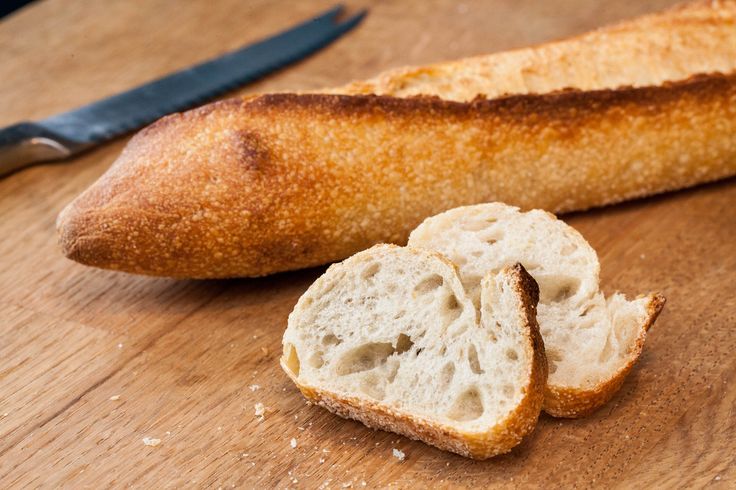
[408,203,665,417]
[281,244,547,459]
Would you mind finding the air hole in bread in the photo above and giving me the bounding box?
[537,275,580,304]
[440,362,455,387]
[471,250,483,258]
[393,310,406,320]
[579,304,594,317]
[487,321,501,343]
[505,349,519,361]
[387,283,397,293]
[443,294,462,323]
[302,297,314,307]
[480,230,504,245]
[547,348,563,374]
[284,344,300,377]
[454,255,468,266]
[414,274,444,294]
[361,262,381,280]
[336,343,394,376]
[360,373,385,400]
[322,334,342,346]
[395,333,414,354]
[561,242,577,256]
[502,384,514,398]
[309,351,325,369]
[320,280,338,296]
[447,387,484,421]
[467,344,484,374]
[386,361,400,384]
[439,345,447,356]
[461,220,491,231]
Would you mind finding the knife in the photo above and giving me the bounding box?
[0,5,366,177]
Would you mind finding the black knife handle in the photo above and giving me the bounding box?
[0,122,90,178]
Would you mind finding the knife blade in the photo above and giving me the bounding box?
[0,5,366,177]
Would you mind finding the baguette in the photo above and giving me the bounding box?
[281,244,546,459]
[57,1,736,278]
[408,203,665,417]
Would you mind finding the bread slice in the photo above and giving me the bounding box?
[408,203,665,417]
[281,244,547,459]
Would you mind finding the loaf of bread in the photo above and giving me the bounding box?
[281,244,546,459]
[408,203,665,417]
[57,1,736,278]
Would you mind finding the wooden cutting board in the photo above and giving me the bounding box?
[1,0,734,487]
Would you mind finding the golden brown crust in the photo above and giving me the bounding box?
[543,293,666,418]
[332,0,736,102]
[279,262,547,459]
[57,71,736,278]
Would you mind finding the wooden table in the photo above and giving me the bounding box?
[1,0,734,487]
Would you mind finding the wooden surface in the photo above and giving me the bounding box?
[1,0,734,487]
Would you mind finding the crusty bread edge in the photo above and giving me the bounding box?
[543,293,666,418]
[333,0,736,101]
[57,70,736,279]
[280,261,547,459]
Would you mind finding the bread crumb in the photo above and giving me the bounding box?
[361,482,366,486]
[254,403,266,420]
[261,347,269,355]
[117,343,123,349]
[249,384,260,392]
[290,438,298,448]
[715,475,722,481]
[392,448,405,461]
[142,437,161,447]
[109,395,120,401]
[319,457,325,464]
[1,413,8,418]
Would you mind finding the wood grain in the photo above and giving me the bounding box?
[1,0,734,487]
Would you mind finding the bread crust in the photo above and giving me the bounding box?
[333,0,736,102]
[280,263,547,459]
[58,72,736,278]
[543,293,666,418]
